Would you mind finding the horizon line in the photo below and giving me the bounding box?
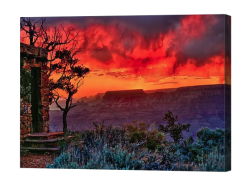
[72,83,230,98]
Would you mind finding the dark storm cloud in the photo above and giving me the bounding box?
[141,57,151,64]
[42,15,183,36]
[31,15,227,71]
[91,47,113,63]
[46,16,89,28]
[109,29,138,54]
[36,15,226,54]
[170,15,226,71]
[35,16,183,51]
[165,41,176,58]
[81,35,89,53]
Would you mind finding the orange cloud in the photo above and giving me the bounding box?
[20,15,229,97]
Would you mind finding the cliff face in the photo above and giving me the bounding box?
[102,89,146,102]
[50,84,230,137]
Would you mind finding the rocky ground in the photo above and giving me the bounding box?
[20,153,55,168]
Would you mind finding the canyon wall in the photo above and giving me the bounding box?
[50,84,230,137]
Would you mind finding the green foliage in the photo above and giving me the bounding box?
[159,111,191,143]
[46,117,230,171]
[20,58,32,101]
[125,122,166,151]
[46,153,79,169]
[93,122,106,137]
[47,145,142,170]
[143,147,181,170]
[225,128,231,170]
[103,146,142,170]
[193,148,225,171]
[179,143,203,163]
[196,128,225,149]
[125,121,147,143]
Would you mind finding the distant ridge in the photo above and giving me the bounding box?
[145,88,177,94]
[103,89,146,99]
[176,84,229,91]
[50,84,230,110]
[105,89,144,93]
[50,83,231,135]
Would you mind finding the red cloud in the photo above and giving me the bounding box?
[21,15,228,96]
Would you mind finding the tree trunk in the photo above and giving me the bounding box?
[63,110,68,133]
[30,34,34,46]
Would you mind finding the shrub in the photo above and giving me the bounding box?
[159,111,190,143]
[46,119,228,171]
[196,128,225,149]
[193,148,225,171]
[46,153,79,169]
[47,145,143,170]
[103,146,142,170]
[125,121,147,143]
[125,122,166,151]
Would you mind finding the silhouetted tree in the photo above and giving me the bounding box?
[20,17,79,75]
[20,17,45,46]
[50,47,90,132]
[21,18,86,132]
[159,111,191,144]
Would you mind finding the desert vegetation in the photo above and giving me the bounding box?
[46,112,230,171]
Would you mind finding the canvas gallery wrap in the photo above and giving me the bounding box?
[20,15,231,171]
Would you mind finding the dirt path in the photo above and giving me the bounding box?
[20,153,55,168]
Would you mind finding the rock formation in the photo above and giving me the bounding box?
[50,84,231,137]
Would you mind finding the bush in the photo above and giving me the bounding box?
[125,122,166,150]
[47,145,143,170]
[196,128,225,149]
[46,153,79,169]
[46,120,229,171]
[125,121,147,143]
[159,111,190,143]
[193,148,225,171]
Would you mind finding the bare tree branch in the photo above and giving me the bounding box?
[76,79,84,89]
[54,97,65,111]
[53,90,65,111]
[20,17,46,46]
[69,104,77,109]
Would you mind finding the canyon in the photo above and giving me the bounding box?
[49,84,231,137]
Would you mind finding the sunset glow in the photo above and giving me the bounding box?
[21,15,231,97]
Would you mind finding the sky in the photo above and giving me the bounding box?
[21,15,231,97]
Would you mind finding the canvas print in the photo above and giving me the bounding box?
[20,15,231,171]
